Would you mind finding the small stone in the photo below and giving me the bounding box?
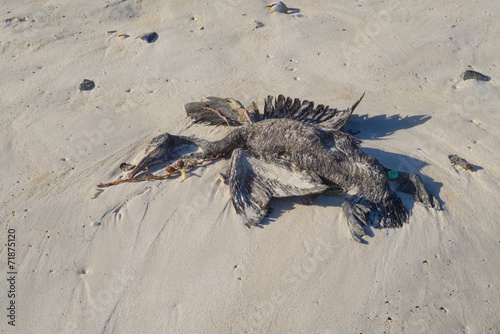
[255,20,265,28]
[462,70,490,81]
[449,154,473,171]
[79,79,95,91]
[267,2,288,13]
[139,32,158,43]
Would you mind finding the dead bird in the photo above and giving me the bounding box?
[99,94,442,242]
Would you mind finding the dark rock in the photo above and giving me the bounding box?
[462,70,490,81]
[449,154,473,171]
[255,20,265,28]
[139,32,158,43]
[79,79,95,91]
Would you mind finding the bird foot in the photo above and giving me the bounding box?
[397,174,442,210]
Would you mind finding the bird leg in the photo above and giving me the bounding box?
[383,168,442,210]
[396,173,442,210]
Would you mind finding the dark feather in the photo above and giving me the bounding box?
[184,97,245,126]
[229,148,328,226]
[184,94,364,131]
[258,93,365,132]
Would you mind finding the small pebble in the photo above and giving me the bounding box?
[79,79,95,91]
[462,70,490,81]
[255,20,265,28]
[267,1,288,13]
[6,17,26,23]
[449,154,473,171]
[139,32,158,43]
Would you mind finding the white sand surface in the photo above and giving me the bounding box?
[1,1,500,333]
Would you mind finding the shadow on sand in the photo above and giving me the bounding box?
[344,113,431,140]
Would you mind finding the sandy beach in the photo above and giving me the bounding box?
[1,1,500,333]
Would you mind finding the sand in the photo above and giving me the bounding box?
[1,1,499,333]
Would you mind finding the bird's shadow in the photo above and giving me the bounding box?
[260,194,376,243]
[344,114,431,140]
[259,194,344,226]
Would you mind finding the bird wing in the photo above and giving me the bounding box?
[260,93,365,131]
[229,149,328,227]
[184,94,365,131]
[184,97,248,126]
